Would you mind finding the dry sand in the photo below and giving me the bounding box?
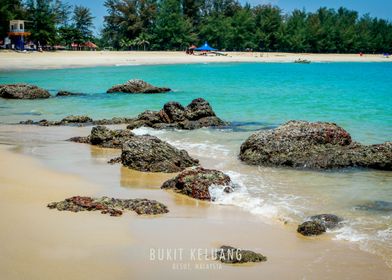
[0,142,391,280]
[0,50,390,71]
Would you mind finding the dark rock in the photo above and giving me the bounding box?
[68,126,135,149]
[56,91,84,97]
[297,221,326,236]
[161,167,233,200]
[309,214,342,229]
[0,83,50,99]
[67,136,90,144]
[20,116,134,126]
[215,246,267,264]
[355,200,392,212]
[126,98,227,130]
[108,157,121,164]
[107,79,171,94]
[239,120,392,170]
[184,98,216,120]
[62,115,93,123]
[121,135,199,172]
[47,196,169,216]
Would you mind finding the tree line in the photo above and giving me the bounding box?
[0,0,94,47]
[1,0,392,53]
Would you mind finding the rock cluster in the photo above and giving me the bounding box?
[107,79,171,94]
[240,120,392,170]
[0,84,50,99]
[215,246,267,264]
[127,98,227,130]
[20,116,134,126]
[297,214,342,236]
[161,167,233,200]
[47,196,169,216]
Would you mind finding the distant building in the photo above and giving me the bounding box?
[8,20,31,50]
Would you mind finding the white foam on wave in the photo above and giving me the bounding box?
[209,170,280,220]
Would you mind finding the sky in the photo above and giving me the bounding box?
[65,0,392,35]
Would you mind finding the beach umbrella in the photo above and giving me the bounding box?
[195,42,217,51]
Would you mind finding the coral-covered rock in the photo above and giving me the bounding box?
[240,120,392,170]
[161,167,233,200]
[47,196,169,216]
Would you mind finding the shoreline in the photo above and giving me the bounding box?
[0,123,391,279]
[0,50,391,71]
[0,143,391,279]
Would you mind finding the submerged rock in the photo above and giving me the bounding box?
[107,79,171,94]
[121,135,199,172]
[355,200,392,212]
[47,196,169,216]
[20,116,134,126]
[56,91,84,97]
[215,246,267,264]
[309,214,342,229]
[297,221,326,236]
[161,167,233,200]
[126,98,227,130]
[0,84,50,99]
[239,120,392,170]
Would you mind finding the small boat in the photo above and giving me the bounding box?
[294,59,311,64]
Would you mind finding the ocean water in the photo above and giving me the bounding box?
[0,62,391,266]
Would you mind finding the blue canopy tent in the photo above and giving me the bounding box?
[194,42,217,51]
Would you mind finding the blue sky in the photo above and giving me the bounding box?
[65,0,392,35]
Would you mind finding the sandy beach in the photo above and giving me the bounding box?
[0,124,391,279]
[0,50,391,71]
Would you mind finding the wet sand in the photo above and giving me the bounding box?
[0,124,391,279]
[0,50,391,71]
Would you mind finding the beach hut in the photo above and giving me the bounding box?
[83,41,98,51]
[195,42,217,52]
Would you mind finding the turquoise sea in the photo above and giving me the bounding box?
[0,62,391,143]
[0,62,391,266]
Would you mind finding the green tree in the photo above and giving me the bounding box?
[254,5,284,51]
[0,0,25,39]
[73,5,94,40]
[152,0,196,50]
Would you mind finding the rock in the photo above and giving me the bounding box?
[108,157,121,164]
[47,196,169,216]
[20,116,134,126]
[62,115,93,123]
[67,136,90,144]
[68,126,135,149]
[184,98,216,120]
[355,200,392,212]
[161,167,233,200]
[126,98,227,130]
[56,91,84,97]
[297,221,326,236]
[121,135,199,172]
[0,84,50,99]
[107,79,171,94]
[215,246,267,264]
[309,214,342,229]
[239,120,392,170]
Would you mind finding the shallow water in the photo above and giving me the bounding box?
[0,62,391,267]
